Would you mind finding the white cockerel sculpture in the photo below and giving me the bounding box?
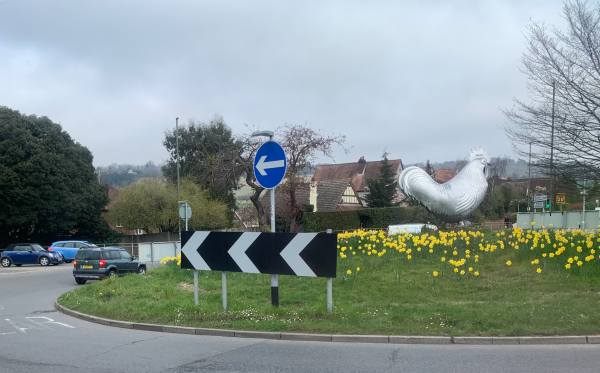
[399,148,490,219]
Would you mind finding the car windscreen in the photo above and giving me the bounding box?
[32,244,45,251]
[75,250,102,260]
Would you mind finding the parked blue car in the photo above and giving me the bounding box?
[0,243,63,267]
[48,240,97,262]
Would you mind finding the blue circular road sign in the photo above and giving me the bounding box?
[253,141,287,189]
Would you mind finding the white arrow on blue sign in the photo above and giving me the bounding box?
[253,141,287,189]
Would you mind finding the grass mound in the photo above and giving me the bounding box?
[59,227,600,336]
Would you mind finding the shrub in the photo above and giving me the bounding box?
[302,206,439,231]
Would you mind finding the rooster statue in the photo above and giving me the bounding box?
[399,148,490,220]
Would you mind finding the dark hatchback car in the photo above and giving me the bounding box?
[1,243,63,267]
[73,247,146,284]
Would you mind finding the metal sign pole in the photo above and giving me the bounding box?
[326,229,333,313]
[327,278,333,314]
[193,270,199,306]
[222,272,228,311]
[270,187,279,307]
[185,202,189,231]
[176,117,181,245]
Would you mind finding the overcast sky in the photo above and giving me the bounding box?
[0,0,563,166]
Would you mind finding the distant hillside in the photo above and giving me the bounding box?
[97,162,163,187]
[409,157,541,179]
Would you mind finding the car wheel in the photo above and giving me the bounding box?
[137,266,146,275]
[1,257,11,267]
[75,277,87,285]
[39,256,50,266]
[108,269,117,278]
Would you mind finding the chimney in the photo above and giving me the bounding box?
[358,156,367,174]
[309,182,318,212]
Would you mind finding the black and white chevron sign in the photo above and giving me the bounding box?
[180,231,337,278]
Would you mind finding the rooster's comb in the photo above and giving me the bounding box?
[469,147,489,162]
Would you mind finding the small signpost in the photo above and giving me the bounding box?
[533,194,548,210]
[178,201,192,230]
[555,193,566,205]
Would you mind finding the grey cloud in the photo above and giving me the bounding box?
[0,0,563,165]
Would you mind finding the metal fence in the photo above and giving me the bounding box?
[516,210,600,230]
[95,241,180,265]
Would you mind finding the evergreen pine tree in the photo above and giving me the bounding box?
[425,160,435,177]
[365,153,398,207]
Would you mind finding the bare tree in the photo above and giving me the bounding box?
[279,125,345,232]
[237,125,344,232]
[489,157,509,179]
[237,134,268,230]
[505,0,600,181]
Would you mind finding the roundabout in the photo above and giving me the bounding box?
[1,253,600,372]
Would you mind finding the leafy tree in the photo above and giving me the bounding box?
[163,117,243,211]
[0,106,110,245]
[365,153,398,208]
[106,178,230,232]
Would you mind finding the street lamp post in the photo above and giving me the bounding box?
[251,130,280,307]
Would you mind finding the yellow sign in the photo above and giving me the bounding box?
[555,193,566,204]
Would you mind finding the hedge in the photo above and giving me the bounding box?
[302,206,440,232]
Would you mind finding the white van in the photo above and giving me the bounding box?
[387,223,438,235]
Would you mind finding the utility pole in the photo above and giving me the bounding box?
[581,179,588,229]
[549,80,556,215]
[528,142,533,219]
[176,117,181,243]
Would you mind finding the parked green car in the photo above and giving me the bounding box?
[73,247,146,285]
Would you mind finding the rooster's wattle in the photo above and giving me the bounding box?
[399,148,490,219]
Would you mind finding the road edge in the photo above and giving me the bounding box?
[54,301,600,345]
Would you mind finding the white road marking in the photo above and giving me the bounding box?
[0,316,75,336]
[5,318,30,334]
[0,266,70,276]
[26,316,75,329]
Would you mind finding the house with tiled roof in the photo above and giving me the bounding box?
[312,156,404,207]
[261,178,363,216]
[433,169,457,183]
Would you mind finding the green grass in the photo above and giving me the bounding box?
[58,251,600,336]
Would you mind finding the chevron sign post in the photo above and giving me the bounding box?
[181,231,337,310]
[181,231,336,277]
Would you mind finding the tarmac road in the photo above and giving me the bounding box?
[1,265,600,373]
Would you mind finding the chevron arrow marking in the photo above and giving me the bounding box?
[182,231,211,270]
[228,232,261,273]
[280,233,317,277]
